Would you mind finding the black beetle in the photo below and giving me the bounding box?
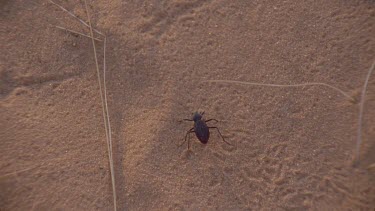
[180,111,231,149]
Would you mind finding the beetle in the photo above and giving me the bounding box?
[179,111,231,149]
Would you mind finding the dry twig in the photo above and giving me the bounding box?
[84,1,117,210]
[354,60,375,165]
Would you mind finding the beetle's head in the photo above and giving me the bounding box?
[192,111,204,122]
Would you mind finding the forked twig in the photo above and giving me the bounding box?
[49,0,117,209]
[206,80,354,101]
[84,1,117,210]
[354,60,375,165]
[49,0,104,36]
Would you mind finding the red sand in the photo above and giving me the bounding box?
[1,0,374,210]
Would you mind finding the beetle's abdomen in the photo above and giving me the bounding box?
[194,120,210,144]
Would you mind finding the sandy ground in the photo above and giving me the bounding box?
[1,0,375,210]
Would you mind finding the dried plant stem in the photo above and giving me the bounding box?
[367,163,375,170]
[55,25,102,41]
[354,60,375,164]
[49,0,116,209]
[206,80,354,101]
[0,166,38,179]
[49,0,104,36]
[103,37,113,161]
[207,62,375,165]
[84,1,117,211]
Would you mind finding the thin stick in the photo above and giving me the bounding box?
[367,163,375,170]
[0,166,38,179]
[84,1,117,211]
[103,38,114,161]
[103,37,117,211]
[206,80,354,101]
[55,25,102,41]
[103,37,114,167]
[49,0,104,36]
[354,60,375,164]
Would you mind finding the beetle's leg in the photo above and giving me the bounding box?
[187,132,191,150]
[209,127,232,145]
[183,119,194,121]
[179,127,194,148]
[205,119,219,123]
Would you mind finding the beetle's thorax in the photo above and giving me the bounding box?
[192,112,202,122]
